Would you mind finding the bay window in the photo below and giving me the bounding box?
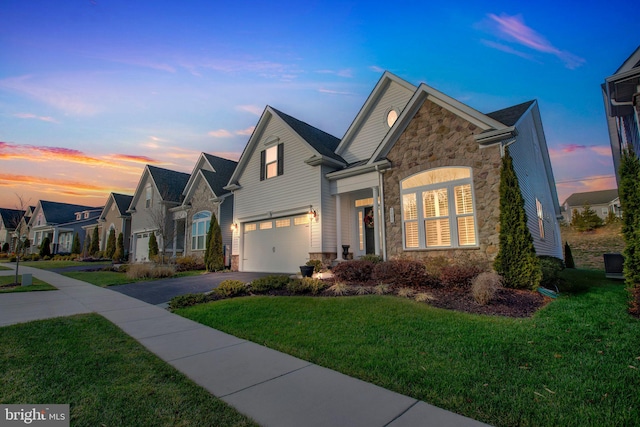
[191,211,211,251]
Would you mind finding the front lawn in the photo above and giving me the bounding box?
[0,314,256,426]
[175,269,640,427]
[62,269,206,287]
[0,265,11,270]
[0,275,56,292]
[21,260,112,270]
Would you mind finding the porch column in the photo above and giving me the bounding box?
[52,228,59,254]
[172,219,178,258]
[372,186,381,256]
[335,194,343,260]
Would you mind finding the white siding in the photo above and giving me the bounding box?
[339,81,413,164]
[510,113,562,259]
[320,165,336,252]
[220,195,233,249]
[234,116,323,220]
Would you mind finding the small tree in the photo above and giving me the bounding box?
[83,235,92,258]
[204,214,224,271]
[571,203,603,232]
[39,236,51,258]
[564,241,575,269]
[105,229,116,259]
[493,147,542,290]
[619,147,640,288]
[113,232,125,262]
[148,232,159,260]
[90,226,100,256]
[71,232,81,255]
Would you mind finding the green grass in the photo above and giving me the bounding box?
[0,275,56,292]
[0,314,256,427]
[175,269,640,427]
[0,265,11,270]
[62,269,206,287]
[21,260,112,270]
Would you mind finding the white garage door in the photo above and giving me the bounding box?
[243,216,309,273]
[135,232,150,262]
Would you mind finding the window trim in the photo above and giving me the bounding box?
[260,143,284,180]
[191,211,211,251]
[400,167,479,250]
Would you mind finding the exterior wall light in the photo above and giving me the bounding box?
[307,208,317,220]
[230,223,238,231]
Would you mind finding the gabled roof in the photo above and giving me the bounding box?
[271,108,343,162]
[486,100,535,127]
[563,189,619,207]
[147,165,190,203]
[99,193,133,221]
[183,153,238,200]
[226,106,343,188]
[38,201,99,225]
[113,193,134,215]
[371,81,509,162]
[0,208,25,228]
[614,45,640,74]
[336,71,416,156]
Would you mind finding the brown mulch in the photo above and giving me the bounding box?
[424,287,549,318]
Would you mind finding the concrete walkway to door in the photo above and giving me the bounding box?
[0,265,490,427]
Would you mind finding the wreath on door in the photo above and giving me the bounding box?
[364,210,374,228]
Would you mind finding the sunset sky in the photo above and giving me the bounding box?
[0,0,636,210]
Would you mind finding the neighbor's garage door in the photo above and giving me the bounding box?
[135,232,150,262]
[242,215,309,273]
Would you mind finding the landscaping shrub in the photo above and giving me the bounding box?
[175,255,205,271]
[39,237,51,257]
[90,226,100,256]
[9,256,17,262]
[471,272,502,305]
[358,254,383,263]
[148,233,159,259]
[250,275,290,293]
[396,287,415,298]
[440,261,485,289]
[539,256,564,290]
[113,232,125,262]
[30,254,40,261]
[168,293,208,310]
[204,214,224,272]
[494,147,542,290]
[373,259,427,287]
[2,242,9,252]
[564,241,575,268]
[328,282,349,296]
[71,232,81,255]
[105,229,116,259]
[125,263,175,280]
[214,280,247,297]
[305,259,323,273]
[332,260,374,283]
[286,277,327,295]
[423,256,450,278]
[414,292,435,303]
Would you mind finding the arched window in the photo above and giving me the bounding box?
[401,167,477,249]
[191,211,211,250]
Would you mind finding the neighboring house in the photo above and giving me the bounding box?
[227,72,563,273]
[127,165,190,262]
[603,45,640,185]
[27,201,102,254]
[98,193,133,256]
[9,206,34,252]
[171,153,237,266]
[0,208,25,252]
[563,189,621,221]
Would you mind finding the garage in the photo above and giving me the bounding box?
[242,215,309,273]
[134,232,150,262]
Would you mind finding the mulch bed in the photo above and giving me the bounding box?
[424,287,549,318]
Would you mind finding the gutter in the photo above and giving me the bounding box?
[474,127,518,146]
[326,159,391,180]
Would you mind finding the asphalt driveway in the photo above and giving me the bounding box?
[110,271,274,305]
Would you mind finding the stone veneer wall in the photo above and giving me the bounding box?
[383,99,503,263]
[184,179,217,261]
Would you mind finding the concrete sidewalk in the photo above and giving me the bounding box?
[0,265,490,427]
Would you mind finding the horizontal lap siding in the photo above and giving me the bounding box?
[340,81,414,164]
[510,114,562,258]
[234,118,321,219]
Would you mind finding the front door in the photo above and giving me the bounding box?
[362,207,375,255]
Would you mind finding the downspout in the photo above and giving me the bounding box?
[499,138,517,157]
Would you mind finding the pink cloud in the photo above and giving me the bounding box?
[13,113,58,123]
[484,14,585,69]
[208,129,234,138]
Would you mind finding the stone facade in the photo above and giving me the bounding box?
[183,179,218,261]
[383,99,503,263]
